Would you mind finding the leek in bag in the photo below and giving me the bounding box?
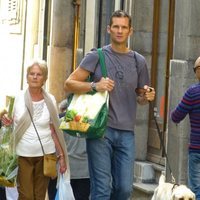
[0,96,17,187]
[59,48,109,138]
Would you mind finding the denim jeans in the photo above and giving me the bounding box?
[189,152,200,199]
[86,127,135,200]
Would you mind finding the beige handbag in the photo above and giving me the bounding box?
[43,154,57,178]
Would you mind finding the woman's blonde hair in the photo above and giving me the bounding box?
[26,59,48,81]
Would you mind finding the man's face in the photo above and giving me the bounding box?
[107,17,133,45]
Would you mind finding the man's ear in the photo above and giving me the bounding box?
[107,25,111,34]
[129,27,134,36]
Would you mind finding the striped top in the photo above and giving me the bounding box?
[171,83,200,153]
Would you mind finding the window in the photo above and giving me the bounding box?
[7,0,20,25]
[0,0,23,33]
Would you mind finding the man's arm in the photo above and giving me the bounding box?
[64,67,92,94]
[64,66,115,94]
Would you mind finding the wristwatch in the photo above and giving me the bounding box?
[91,82,97,92]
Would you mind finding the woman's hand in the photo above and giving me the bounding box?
[59,156,67,174]
[0,109,7,119]
[1,113,13,126]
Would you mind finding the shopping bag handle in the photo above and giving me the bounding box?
[97,48,107,78]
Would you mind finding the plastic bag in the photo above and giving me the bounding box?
[55,172,75,200]
[0,126,18,187]
[0,96,17,187]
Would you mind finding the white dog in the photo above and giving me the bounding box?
[151,174,196,200]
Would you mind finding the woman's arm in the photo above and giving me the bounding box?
[50,124,67,174]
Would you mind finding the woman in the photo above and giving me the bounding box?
[1,59,68,200]
[171,56,200,199]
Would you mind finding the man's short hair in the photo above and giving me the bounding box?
[109,10,132,27]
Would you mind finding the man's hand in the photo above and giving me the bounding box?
[144,85,155,102]
[136,85,155,105]
[95,77,115,92]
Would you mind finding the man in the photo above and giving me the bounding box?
[171,56,200,199]
[64,10,155,200]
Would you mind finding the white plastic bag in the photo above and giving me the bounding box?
[0,96,17,187]
[5,187,18,200]
[55,172,75,200]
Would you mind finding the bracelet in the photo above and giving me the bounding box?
[57,154,64,158]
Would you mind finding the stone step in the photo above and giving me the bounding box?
[134,161,165,184]
[134,161,155,183]
[151,162,165,184]
[132,182,157,200]
[132,161,165,200]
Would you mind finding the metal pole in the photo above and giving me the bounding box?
[72,0,81,71]
[20,0,28,90]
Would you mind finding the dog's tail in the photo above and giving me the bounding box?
[159,173,166,185]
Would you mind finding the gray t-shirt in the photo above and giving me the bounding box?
[64,134,89,179]
[79,44,149,131]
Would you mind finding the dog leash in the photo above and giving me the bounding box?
[150,102,176,184]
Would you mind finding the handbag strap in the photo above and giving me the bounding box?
[97,48,107,78]
[26,106,45,155]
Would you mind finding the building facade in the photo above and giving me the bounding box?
[0,0,200,196]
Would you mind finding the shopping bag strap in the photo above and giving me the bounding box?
[97,48,107,78]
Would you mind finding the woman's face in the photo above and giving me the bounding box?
[27,65,45,89]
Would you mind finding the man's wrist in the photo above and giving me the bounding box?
[91,82,97,92]
[137,95,148,105]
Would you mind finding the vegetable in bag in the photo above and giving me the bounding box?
[0,96,17,187]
